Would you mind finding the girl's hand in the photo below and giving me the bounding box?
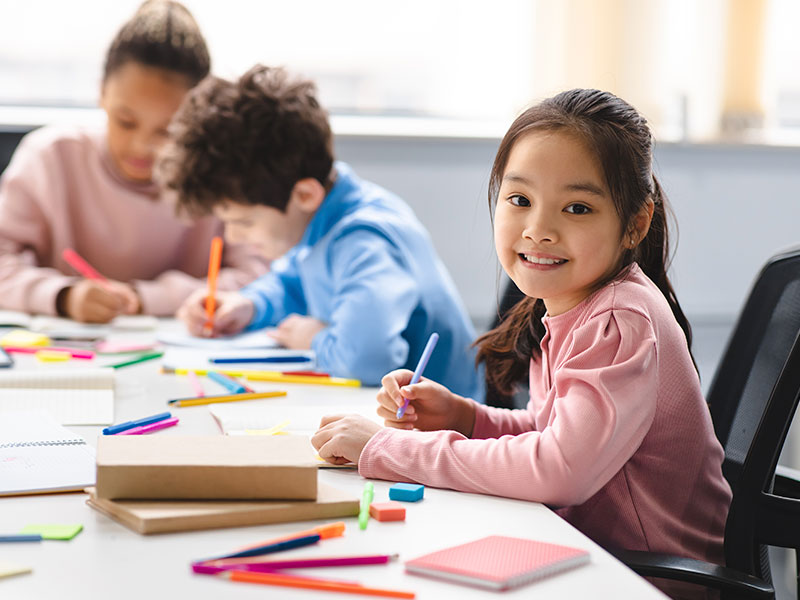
[61,279,138,323]
[269,314,327,349]
[176,289,254,337]
[311,414,382,465]
[377,369,476,436]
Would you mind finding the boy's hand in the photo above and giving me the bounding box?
[311,414,382,465]
[377,369,476,436]
[176,289,254,337]
[60,279,138,323]
[269,314,327,349]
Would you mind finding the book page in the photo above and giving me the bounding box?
[0,369,114,425]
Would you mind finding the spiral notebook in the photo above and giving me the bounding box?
[0,410,96,496]
[405,535,590,590]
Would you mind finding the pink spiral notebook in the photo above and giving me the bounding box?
[404,535,590,590]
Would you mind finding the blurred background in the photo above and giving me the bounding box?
[1,1,800,592]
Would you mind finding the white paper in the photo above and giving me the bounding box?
[0,368,114,425]
[156,327,280,350]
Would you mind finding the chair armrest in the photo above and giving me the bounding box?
[774,464,800,498]
[611,549,774,599]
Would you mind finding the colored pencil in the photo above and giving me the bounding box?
[217,522,346,559]
[186,370,205,397]
[198,534,320,563]
[203,236,223,335]
[245,372,361,387]
[169,367,360,387]
[61,248,112,291]
[106,351,164,369]
[167,390,287,407]
[226,569,416,598]
[205,554,397,572]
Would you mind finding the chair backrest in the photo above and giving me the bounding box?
[708,246,800,485]
[706,246,800,582]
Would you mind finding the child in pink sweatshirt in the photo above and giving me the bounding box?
[0,1,266,322]
[312,89,732,590]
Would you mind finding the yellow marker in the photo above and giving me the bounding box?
[167,390,287,408]
[35,350,72,362]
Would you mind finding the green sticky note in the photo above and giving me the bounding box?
[20,524,83,540]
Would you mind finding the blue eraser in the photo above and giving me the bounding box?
[389,483,424,502]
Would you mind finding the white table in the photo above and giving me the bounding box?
[0,326,667,599]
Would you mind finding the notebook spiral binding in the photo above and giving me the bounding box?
[0,439,86,449]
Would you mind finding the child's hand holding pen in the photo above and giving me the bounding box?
[376,369,477,437]
[57,279,140,323]
[176,289,254,337]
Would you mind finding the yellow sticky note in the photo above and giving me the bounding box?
[0,329,50,348]
[36,350,72,362]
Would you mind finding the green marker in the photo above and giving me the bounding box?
[358,481,374,530]
[106,351,164,369]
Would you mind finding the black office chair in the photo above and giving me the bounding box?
[616,246,800,599]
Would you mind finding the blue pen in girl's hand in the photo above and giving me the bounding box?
[396,332,439,419]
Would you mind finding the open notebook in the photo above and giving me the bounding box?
[0,410,96,496]
[0,368,114,425]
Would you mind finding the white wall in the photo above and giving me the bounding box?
[335,135,800,330]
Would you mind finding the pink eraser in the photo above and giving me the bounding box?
[369,501,406,522]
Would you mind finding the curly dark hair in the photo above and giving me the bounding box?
[157,64,334,214]
[104,0,210,85]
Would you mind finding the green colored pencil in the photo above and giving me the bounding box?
[106,351,164,369]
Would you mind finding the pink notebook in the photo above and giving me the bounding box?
[404,535,590,590]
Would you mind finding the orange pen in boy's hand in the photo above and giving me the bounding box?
[203,236,224,336]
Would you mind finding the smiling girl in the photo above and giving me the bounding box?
[0,1,266,322]
[312,90,732,593]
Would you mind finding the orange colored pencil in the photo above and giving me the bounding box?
[203,236,224,335]
[226,570,416,598]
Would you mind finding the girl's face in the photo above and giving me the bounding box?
[494,130,628,316]
[100,62,190,183]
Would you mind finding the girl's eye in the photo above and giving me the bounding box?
[116,118,136,130]
[565,203,591,215]
[508,194,530,207]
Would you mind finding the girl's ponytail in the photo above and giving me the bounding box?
[476,297,545,395]
[635,176,694,360]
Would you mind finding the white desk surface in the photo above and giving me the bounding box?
[0,325,666,599]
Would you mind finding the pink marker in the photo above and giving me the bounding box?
[4,346,95,360]
[119,417,179,435]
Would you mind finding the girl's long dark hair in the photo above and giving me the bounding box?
[476,89,694,395]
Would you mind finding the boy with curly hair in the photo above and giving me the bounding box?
[159,65,483,398]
